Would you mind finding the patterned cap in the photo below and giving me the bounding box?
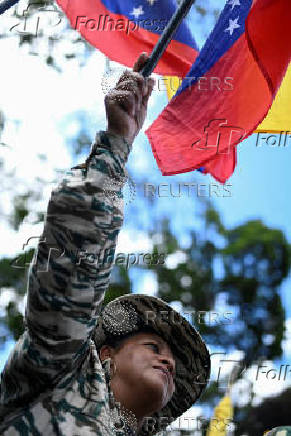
[93,294,211,436]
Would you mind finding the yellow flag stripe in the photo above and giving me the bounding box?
[256,63,291,133]
[165,76,182,101]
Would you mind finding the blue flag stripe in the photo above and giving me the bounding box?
[176,0,253,96]
[101,0,198,49]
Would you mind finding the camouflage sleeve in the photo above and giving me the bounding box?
[0,130,131,409]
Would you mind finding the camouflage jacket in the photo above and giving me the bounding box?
[0,131,133,436]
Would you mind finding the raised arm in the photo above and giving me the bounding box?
[0,53,155,414]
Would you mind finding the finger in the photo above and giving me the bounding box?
[116,79,141,95]
[106,90,136,117]
[133,52,149,73]
[117,71,144,94]
[147,77,156,94]
[142,77,156,106]
[137,73,155,98]
[116,80,142,110]
[116,69,131,85]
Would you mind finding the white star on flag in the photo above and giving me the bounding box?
[225,17,240,35]
[131,5,144,19]
[147,0,157,5]
[228,0,240,10]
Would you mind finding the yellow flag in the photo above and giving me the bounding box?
[165,76,182,101]
[206,396,233,436]
[165,64,291,133]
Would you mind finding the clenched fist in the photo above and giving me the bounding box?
[105,52,155,145]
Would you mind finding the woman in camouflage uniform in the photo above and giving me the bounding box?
[0,53,210,436]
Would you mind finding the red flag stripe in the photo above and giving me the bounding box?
[56,0,198,77]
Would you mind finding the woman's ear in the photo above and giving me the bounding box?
[99,344,113,363]
[99,345,117,379]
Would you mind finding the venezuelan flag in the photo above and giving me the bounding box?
[146,0,291,183]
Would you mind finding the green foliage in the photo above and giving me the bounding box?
[222,220,290,283]
[205,206,226,235]
[0,256,28,292]
[151,223,216,339]
[219,220,289,364]
[10,193,31,231]
[0,250,34,342]
[5,302,25,341]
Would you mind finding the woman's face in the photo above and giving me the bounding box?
[103,331,176,417]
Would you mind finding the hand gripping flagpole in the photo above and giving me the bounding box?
[141,0,197,78]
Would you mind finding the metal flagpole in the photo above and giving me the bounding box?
[141,0,196,77]
[0,0,19,15]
